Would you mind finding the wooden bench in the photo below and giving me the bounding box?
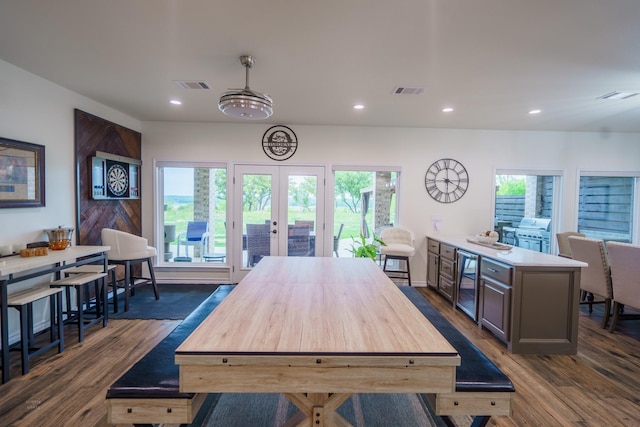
[51,272,108,342]
[105,285,234,425]
[62,264,120,312]
[107,284,511,426]
[7,286,64,375]
[400,286,515,427]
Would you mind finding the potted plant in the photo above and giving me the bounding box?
[348,233,385,260]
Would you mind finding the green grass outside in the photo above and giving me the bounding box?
[164,203,375,248]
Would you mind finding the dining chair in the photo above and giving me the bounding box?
[100,228,159,312]
[333,223,344,257]
[294,220,314,231]
[177,221,210,259]
[379,226,416,286]
[606,241,640,333]
[287,224,312,257]
[246,223,271,267]
[568,236,613,328]
[556,231,585,258]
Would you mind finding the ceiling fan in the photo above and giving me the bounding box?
[218,55,273,120]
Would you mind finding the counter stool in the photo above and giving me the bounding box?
[50,272,107,342]
[63,264,120,312]
[379,226,416,286]
[7,286,64,375]
[101,228,159,312]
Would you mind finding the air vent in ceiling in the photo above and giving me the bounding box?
[597,91,638,100]
[393,86,425,95]
[174,80,211,90]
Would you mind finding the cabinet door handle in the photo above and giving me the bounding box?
[488,267,498,273]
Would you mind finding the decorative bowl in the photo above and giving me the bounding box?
[45,226,74,250]
[475,234,499,245]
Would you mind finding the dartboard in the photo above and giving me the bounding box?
[107,163,129,197]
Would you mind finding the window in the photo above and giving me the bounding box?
[494,170,562,254]
[332,167,399,257]
[156,163,227,264]
[577,174,637,243]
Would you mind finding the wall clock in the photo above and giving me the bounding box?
[425,158,469,203]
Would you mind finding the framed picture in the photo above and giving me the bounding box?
[0,137,45,208]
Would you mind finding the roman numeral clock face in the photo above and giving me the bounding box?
[425,158,469,203]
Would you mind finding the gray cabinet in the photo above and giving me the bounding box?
[426,238,457,303]
[426,239,440,289]
[425,235,583,355]
[479,258,513,343]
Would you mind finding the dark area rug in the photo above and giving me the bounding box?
[190,393,448,427]
[110,284,227,319]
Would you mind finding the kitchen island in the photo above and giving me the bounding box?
[427,235,587,355]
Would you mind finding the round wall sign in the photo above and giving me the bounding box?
[262,125,298,161]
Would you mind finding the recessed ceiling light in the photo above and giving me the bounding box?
[353,104,365,110]
[529,109,541,115]
[170,99,182,105]
[442,107,454,113]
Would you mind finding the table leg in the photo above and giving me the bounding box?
[2,279,9,383]
[284,393,352,427]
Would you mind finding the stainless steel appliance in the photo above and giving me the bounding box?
[511,217,552,253]
[456,250,479,320]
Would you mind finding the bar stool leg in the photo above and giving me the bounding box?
[56,292,64,353]
[123,261,131,312]
[110,269,118,314]
[18,306,29,375]
[147,257,159,300]
[49,294,56,342]
[77,285,84,342]
[101,276,108,326]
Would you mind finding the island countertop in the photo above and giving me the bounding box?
[426,235,587,268]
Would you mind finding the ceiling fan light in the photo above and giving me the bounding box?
[218,92,273,119]
[218,55,273,120]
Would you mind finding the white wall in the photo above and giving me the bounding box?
[141,122,640,284]
[0,59,140,342]
[0,59,141,246]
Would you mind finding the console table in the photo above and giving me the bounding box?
[1,245,110,383]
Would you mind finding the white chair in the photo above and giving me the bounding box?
[379,226,416,286]
[556,231,585,258]
[568,236,613,328]
[100,228,159,312]
[606,241,640,333]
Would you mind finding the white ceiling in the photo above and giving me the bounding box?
[1,0,639,132]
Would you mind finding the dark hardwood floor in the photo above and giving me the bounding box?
[0,287,638,426]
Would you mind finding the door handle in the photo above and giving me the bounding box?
[272,229,277,234]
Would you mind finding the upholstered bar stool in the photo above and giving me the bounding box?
[568,236,613,328]
[100,228,159,312]
[556,231,585,258]
[7,286,64,375]
[606,241,640,333]
[379,226,416,286]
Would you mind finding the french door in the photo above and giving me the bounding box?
[232,164,325,282]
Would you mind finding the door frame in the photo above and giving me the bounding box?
[232,163,326,283]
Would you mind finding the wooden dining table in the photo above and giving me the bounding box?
[176,256,460,426]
